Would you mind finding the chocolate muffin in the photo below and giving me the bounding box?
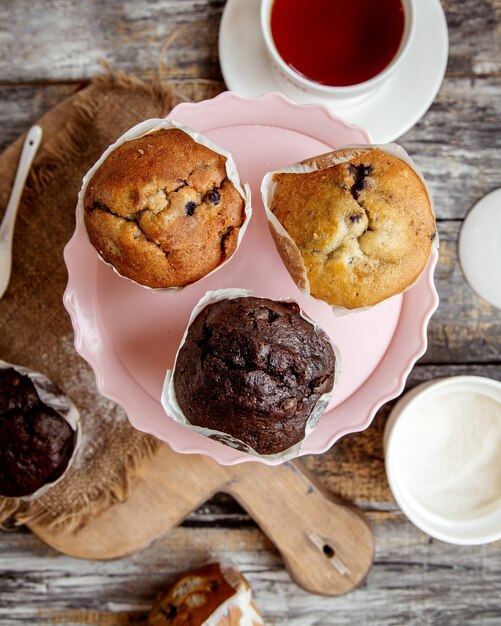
[173,297,335,455]
[83,127,247,288]
[266,146,436,309]
[0,368,76,498]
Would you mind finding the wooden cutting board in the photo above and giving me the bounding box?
[29,443,374,596]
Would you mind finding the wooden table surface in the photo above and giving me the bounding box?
[1,1,500,624]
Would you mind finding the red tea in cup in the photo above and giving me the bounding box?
[270,0,406,87]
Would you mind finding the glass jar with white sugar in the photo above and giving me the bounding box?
[384,376,501,544]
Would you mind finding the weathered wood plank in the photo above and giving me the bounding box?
[0,80,226,154]
[0,0,225,83]
[0,84,76,153]
[425,220,501,364]
[1,0,499,84]
[445,0,501,76]
[404,76,501,220]
[0,523,500,626]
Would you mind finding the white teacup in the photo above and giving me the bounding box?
[260,0,416,103]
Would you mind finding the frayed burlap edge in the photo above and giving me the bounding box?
[29,59,184,197]
[0,63,187,534]
[0,435,160,533]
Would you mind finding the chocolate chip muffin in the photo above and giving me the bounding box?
[83,127,247,288]
[267,146,436,309]
[0,368,77,498]
[173,297,335,455]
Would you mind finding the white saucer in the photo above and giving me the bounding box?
[219,0,449,143]
[459,188,501,310]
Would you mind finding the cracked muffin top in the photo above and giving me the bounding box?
[268,147,436,309]
[0,368,76,498]
[83,128,246,288]
[173,296,335,456]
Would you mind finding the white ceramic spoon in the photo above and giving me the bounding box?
[0,125,42,298]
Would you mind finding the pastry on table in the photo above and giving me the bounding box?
[147,563,264,626]
[0,361,80,499]
[82,123,250,289]
[262,144,436,310]
[165,290,336,458]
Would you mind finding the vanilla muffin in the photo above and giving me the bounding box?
[147,563,263,626]
[266,146,436,309]
[83,127,247,288]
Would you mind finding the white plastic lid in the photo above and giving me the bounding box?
[459,188,501,309]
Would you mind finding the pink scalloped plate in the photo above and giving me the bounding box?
[64,91,439,466]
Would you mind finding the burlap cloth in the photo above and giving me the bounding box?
[0,69,186,531]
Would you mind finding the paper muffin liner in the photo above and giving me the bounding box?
[261,143,439,316]
[161,288,341,462]
[0,359,81,501]
[205,566,264,626]
[77,119,252,291]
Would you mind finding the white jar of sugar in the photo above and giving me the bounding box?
[384,376,501,544]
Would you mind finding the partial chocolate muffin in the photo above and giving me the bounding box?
[0,367,77,498]
[173,297,335,455]
[0,367,40,414]
[83,127,247,288]
[266,146,436,309]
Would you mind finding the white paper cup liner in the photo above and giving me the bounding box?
[161,288,341,462]
[261,143,438,316]
[207,566,264,626]
[77,119,252,291]
[0,359,81,501]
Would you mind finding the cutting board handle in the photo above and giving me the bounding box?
[30,445,374,596]
[226,460,374,596]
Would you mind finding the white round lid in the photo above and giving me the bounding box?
[459,188,501,309]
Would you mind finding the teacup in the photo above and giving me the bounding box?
[260,0,415,103]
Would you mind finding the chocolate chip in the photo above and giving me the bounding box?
[430,232,436,241]
[206,189,220,205]
[349,213,363,223]
[185,201,197,216]
[348,163,372,177]
[348,163,373,199]
[220,226,234,256]
[161,604,177,619]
